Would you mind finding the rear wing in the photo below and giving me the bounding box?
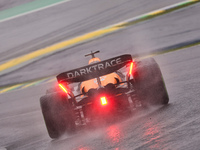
[57,54,132,83]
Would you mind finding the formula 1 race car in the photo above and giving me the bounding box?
[40,51,169,139]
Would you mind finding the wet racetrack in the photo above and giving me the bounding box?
[0,0,200,149]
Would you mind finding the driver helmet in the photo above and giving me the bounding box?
[88,57,101,64]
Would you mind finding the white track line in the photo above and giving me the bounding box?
[0,0,71,23]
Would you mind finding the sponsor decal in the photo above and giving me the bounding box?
[66,58,121,79]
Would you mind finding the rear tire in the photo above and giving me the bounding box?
[132,57,169,106]
[40,92,76,139]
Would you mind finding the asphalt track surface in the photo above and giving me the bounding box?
[0,0,186,86]
[0,0,200,150]
[0,0,35,11]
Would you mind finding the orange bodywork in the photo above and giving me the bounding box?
[80,72,122,93]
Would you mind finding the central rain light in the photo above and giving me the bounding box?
[100,96,108,105]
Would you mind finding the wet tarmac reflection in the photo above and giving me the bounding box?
[142,120,163,150]
[106,125,124,150]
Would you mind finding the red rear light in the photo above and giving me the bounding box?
[129,62,133,75]
[129,61,135,75]
[59,83,68,94]
[100,97,108,105]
